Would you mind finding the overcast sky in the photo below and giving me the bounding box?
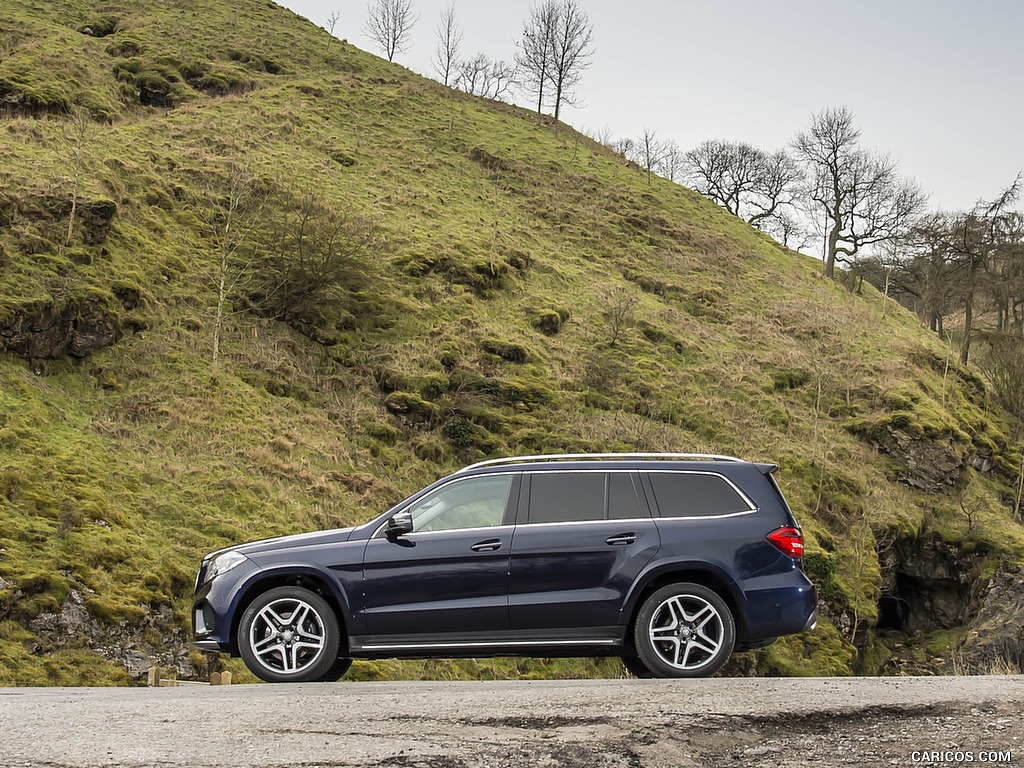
[281,0,1023,212]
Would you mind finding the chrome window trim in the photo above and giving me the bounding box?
[371,524,515,540]
[656,510,758,521]
[510,517,655,529]
[373,467,758,536]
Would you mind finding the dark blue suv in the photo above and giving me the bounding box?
[192,454,817,681]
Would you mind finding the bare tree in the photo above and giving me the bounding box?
[56,107,94,248]
[950,179,1021,363]
[892,212,962,336]
[516,0,593,124]
[252,189,378,325]
[454,53,516,101]
[325,11,341,53]
[611,136,634,158]
[985,208,1024,333]
[363,0,418,62]
[658,139,684,184]
[515,0,559,117]
[589,125,615,149]
[432,3,462,87]
[793,107,927,279]
[630,128,667,186]
[599,285,637,348]
[190,166,268,379]
[546,0,594,125]
[979,335,1024,439]
[683,139,802,231]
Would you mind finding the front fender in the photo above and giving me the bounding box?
[228,563,361,636]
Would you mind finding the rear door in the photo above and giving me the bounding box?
[507,471,660,637]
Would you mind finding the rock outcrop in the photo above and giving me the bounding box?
[953,566,1024,673]
[29,589,198,681]
[870,425,966,492]
[877,535,984,632]
[0,297,121,359]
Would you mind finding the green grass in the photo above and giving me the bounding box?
[0,0,1022,684]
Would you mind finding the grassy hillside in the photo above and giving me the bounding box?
[1,0,1022,684]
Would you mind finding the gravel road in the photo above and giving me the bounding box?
[1,677,1022,768]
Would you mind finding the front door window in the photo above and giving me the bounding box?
[407,475,514,532]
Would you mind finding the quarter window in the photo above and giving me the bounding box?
[407,475,514,532]
[648,473,752,517]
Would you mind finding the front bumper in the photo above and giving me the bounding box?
[191,557,262,653]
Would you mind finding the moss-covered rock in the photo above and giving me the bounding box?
[384,392,439,423]
[528,308,570,336]
[481,338,531,364]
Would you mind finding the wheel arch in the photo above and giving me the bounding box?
[621,562,748,650]
[227,566,351,655]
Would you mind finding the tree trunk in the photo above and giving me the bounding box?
[960,289,974,365]
[825,226,840,279]
[212,266,226,379]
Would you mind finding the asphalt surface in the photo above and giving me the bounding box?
[1,677,1022,767]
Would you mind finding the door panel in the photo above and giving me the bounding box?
[361,527,512,635]
[508,521,660,631]
[508,472,660,633]
[360,473,518,638]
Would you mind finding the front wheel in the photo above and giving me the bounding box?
[238,586,341,683]
[633,583,735,678]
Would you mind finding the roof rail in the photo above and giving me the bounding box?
[458,452,744,473]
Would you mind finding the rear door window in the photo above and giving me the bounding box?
[607,473,643,519]
[528,472,605,523]
[525,472,648,523]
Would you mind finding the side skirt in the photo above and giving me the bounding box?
[348,628,624,659]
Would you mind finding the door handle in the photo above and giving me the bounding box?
[471,539,502,552]
[606,533,637,546]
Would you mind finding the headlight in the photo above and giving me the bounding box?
[204,551,248,585]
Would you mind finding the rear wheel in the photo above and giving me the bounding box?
[238,586,341,683]
[633,583,735,678]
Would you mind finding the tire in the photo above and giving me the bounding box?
[238,586,341,683]
[633,582,735,678]
[314,657,353,682]
[621,655,654,679]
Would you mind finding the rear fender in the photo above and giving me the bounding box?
[619,559,748,635]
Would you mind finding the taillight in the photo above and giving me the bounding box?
[766,526,804,559]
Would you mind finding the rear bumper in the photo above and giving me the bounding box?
[738,569,817,642]
[804,606,818,631]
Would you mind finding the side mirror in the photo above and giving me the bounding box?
[386,510,414,537]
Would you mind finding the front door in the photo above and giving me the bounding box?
[361,473,519,641]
